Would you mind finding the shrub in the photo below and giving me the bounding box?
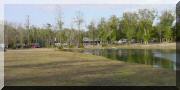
[101,43,107,47]
[57,45,63,49]
[68,45,75,48]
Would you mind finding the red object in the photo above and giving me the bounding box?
[31,43,40,48]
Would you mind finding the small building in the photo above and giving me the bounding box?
[83,37,100,46]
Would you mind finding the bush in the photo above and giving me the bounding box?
[68,45,75,48]
[101,44,107,47]
[12,47,16,49]
[57,45,63,49]
[79,44,84,48]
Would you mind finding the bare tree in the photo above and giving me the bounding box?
[87,20,96,47]
[25,15,30,47]
[69,21,74,46]
[74,11,84,48]
[56,6,64,43]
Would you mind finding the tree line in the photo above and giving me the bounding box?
[4,9,176,49]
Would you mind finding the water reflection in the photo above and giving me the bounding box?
[63,49,176,70]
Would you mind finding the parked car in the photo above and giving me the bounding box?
[150,38,158,43]
[16,43,22,48]
[118,39,128,44]
[130,39,136,43]
[0,44,6,52]
[31,43,41,48]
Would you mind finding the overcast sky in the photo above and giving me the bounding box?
[4,0,179,4]
[1,0,179,24]
[5,4,175,30]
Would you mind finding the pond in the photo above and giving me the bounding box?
[62,49,176,70]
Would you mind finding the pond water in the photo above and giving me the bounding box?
[62,49,176,70]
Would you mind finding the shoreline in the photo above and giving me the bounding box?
[6,43,176,51]
[103,43,176,50]
[60,43,176,50]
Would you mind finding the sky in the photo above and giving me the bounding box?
[5,4,175,30]
[4,0,179,4]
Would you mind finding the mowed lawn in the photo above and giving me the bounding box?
[5,48,176,86]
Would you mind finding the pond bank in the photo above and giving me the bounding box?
[107,43,176,49]
[60,43,176,50]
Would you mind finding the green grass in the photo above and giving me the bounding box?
[5,48,176,86]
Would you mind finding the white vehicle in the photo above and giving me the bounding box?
[118,39,127,44]
[54,43,62,47]
[0,44,6,52]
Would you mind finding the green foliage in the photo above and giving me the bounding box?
[138,9,156,44]
[101,43,108,47]
[159,10,175,42]
[87,21,98,40]
[68,45,75,48]
[57,45,63,49]
[121,12,138,43]
[164,26,173,42]
[107,15,119,42]
[79,44,84,48]
[98,17,107,43]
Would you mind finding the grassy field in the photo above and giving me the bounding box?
[5,48,176,86]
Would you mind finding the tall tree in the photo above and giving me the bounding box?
[87,21,97,46]
[122,12,138,44]
[74,11,84,47]
[44,23,53,47]
[25,15,30,47]
[56,8,64,44]
[159,10,175,42]
[107,15,119,43]
[4,22,17,48]
[97,17,107,44]
[138,9,156,44]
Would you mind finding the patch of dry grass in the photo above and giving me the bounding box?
[82,43,176,50]
[5,48,176,86]
[112,43,176,49]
